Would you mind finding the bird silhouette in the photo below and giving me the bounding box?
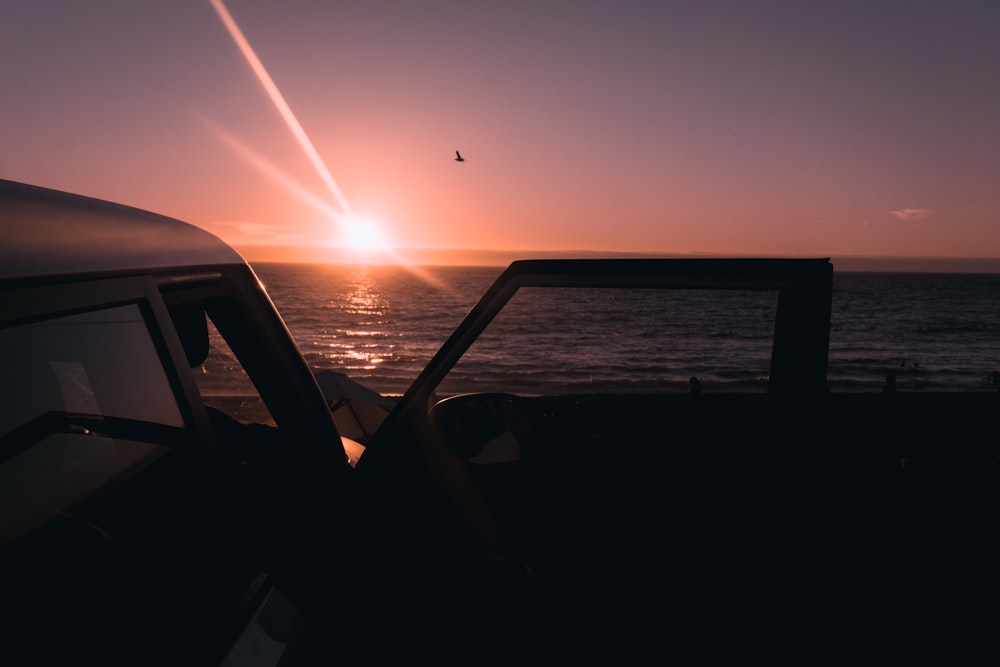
[455,150,465,162]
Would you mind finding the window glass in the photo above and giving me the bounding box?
[190,316,275,428]
[1,304,183,438]
[439,287,779,397]
[0,304,181,543]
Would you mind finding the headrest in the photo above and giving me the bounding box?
[170,306,209,368]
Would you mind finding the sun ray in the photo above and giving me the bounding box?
[204,120,348,225]
[207,0,454,293]
[209,0,353,219]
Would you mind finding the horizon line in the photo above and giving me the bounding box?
[234,244,1000,273]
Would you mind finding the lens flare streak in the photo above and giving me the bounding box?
[209,0,353,219]
[204,120,349,225]
[208,0,453,293]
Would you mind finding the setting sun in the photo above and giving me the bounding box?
[342,216,387,251]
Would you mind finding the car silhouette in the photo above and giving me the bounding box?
[3,179,998,664]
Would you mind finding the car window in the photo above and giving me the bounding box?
[193,315,276,428]
[0,304,183,544]
[164,287,351,474]
[439,286,779,397]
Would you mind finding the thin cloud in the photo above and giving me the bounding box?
[209,220,311,245]
[888,208,931,221]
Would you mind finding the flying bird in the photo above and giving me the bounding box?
[454,150,465,162]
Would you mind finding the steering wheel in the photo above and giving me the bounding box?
[429,393,528,461]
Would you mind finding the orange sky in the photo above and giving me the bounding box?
[3,2,999,267]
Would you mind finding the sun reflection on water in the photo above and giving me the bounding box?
[315,269,396,372]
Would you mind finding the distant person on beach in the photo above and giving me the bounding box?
[883,372,897,394]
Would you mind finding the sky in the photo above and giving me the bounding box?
[3,1,999,267]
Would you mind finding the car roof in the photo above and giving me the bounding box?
[0,179,245,281]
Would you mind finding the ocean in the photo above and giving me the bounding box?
[251,262,1000,398]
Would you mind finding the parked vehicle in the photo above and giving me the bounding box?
[0,179,361,665]
[2,179,998,663]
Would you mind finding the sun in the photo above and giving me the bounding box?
[342,216,388,252]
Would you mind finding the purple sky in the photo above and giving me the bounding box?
[3,1,999,265]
